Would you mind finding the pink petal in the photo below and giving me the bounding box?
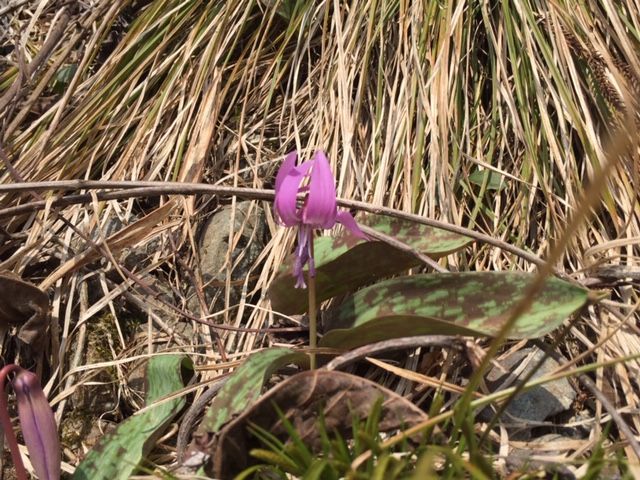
[274,159,312,226]
[302,151,337,229]
[336,210,368,240]
[275,151,297,193]
[13,369,60,480]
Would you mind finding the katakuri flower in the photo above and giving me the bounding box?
[274,150,366,288]
[0,364,60,480]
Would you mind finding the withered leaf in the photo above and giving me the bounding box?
[211,370,429,478]
[0,271,50,345]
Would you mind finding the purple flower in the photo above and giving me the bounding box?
[274,150,366,288]
[13,369,61,480]
[0,365,60,480]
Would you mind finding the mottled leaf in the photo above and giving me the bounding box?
[0,271,49,346]
[269,214,472,314]
[197,348,307,435]
[212,370,429,478]
[320,273,589,349]
[72,354,192,480]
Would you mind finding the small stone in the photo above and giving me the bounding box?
[190,201,265,312]
[483,346,576,439]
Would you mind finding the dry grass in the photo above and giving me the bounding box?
[1,0,639,477]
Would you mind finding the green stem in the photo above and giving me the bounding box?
[308,235,317,370]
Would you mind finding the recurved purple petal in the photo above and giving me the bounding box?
[336,210,368,240]
[274,159,312,226]
[275,151,297,193]
[302,151,337,229]
[13,369,60,480]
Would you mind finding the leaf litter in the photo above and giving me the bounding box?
[211,369,430,478]
[0,0,639,478]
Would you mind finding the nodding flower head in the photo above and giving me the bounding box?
[274,150,366,288]
[0,365,60,480]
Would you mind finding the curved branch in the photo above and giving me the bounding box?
[0,180,547,268]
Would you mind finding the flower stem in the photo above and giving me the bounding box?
[0,364,28,480]
[308,237,317,370]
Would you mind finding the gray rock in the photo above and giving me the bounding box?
[193,201,265,311]
[483,347,576,439]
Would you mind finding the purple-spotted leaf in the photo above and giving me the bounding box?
[269,214,472,314]
[196,348,307,435]
[320,273,590,349]
[72,354,192,480]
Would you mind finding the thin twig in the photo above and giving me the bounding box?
[324,335,462,371]
[176,378,227,463]
[0,180,547,268]
[0,0,31,16]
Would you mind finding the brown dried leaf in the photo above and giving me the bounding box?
[211,370,429,478]
[0,271,50,345]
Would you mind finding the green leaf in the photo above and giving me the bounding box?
[320,272,590,349]
[72,354,192,480]
[248,448,302,475]
[468,169,507,191]
[303,459,330,480]
[269,214,472,314]
[198,348,307,434]
[276,0,300,21]
[51,64,78,94]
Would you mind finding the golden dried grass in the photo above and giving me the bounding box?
[1,0,639,475]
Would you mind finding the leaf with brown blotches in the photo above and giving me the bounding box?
[196,348,308,436]
[269,213,473,314]
[72,354,192,480]
[0,271,50,346]
[320,272,590,349]
[211,370,429,478]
